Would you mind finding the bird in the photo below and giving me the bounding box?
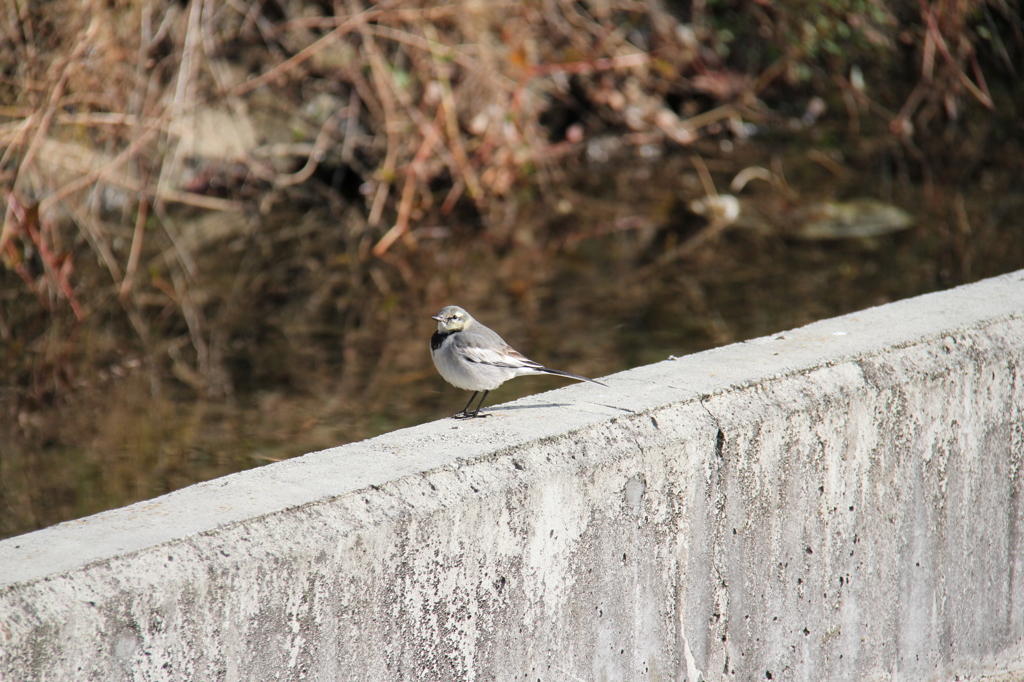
[430,305,607,419]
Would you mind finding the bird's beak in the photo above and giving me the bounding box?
[431,315,443,321]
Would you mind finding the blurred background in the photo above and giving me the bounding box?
[1,0,1022,539]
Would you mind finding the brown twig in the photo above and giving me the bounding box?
[919,0,993,109]
[7,194,85,320]
[890,81,929,136]
[13,18,98,188]
[119,194,150,302]
[806,150,848,178]
[231,8,379,96]
[59,197,123,288]
[353,0,403,228]
[155,0,203,204]
[276,106,350,187]
[751,47,802,96]
[372,113,442,256]
[423,23,484,207]
[691,154,717,199]
[38,127,159,214]
[529,52,650,77]
[364,23,516,93]
[266,5,465,35]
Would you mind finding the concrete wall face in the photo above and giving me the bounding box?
[692,337,1024,681]
[2,272,1024,682]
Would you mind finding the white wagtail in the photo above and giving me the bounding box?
[430,305,607,419]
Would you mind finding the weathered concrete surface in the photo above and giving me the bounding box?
[2,271,1024,682]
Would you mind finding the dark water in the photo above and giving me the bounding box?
[3,138,1022,540]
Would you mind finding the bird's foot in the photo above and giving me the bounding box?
[453,410,490,419]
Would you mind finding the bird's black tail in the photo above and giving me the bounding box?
[539,366,608,387]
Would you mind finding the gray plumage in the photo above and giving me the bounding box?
[430,305,607,419]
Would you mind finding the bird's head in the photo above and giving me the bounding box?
[432,306,473,333]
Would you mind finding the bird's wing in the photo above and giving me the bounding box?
[455,336,541,369]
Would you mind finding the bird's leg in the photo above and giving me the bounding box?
[468,390,490,418]
[454,391,489,417]
[454,392,481,419]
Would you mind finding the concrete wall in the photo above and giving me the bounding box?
[2,271,1024,682]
